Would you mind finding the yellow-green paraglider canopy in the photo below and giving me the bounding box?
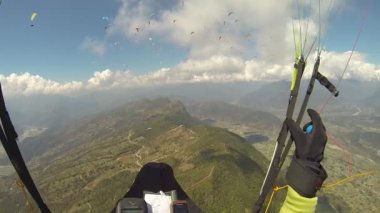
[31,12,38,22]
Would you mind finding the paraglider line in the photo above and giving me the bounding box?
[265,185,289,213]
[296,0,303,55]
[318,0,321,55]
[302,0,312,55]
[305,36,317,61]
[319,0,371,114]
[265,171,374,211]
[16,178,35,212]
[322,171,374,190]
[292,19,298,57]
[327,133,352,175]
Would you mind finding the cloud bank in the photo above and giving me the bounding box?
[0,73,83,96]
[2,0,378,96]
[1,52,379,96]
[107,0,343,63]
[109,0,295,62]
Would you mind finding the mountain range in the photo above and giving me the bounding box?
[0,98,281,212]
[1,80,379,212]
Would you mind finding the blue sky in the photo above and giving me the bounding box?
[324,0,380,62]
[0,0,379,94]
[0,0,186,81]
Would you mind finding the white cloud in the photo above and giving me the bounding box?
[109,0,292,61]
[80,36,107,56]
[85,55,292,88]
[2,51,378,96]
[0,73,83,96]
[318,51,380,81]
[2,0,378,96]
[108,0,343,64]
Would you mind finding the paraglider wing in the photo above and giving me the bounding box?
[31,12,38,21]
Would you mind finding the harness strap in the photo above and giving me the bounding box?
[0,83,51,213]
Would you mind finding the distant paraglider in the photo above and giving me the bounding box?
[125,8,247,53]
[31,12,38,21]
[30,12,38,27]
[102,16,110,30]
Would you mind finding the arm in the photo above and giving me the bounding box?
[280,186,317,213]
[280,109,328,213]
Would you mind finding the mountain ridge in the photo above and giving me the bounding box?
[1,98,277,212]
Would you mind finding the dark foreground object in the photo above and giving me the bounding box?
[112,162,202,212]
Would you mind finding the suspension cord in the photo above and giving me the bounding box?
[319,0,371,113]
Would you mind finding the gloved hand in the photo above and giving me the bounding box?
[285,109,328,198]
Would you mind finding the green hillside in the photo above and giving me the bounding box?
[187,101,281,128]
[318,114,380,212]
[200,102,380,212]
[186,101,282,146]
[0,98,279,212]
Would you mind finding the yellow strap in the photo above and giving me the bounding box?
[290,58,301,91]
[290,66,298,91]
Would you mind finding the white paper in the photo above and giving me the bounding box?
[144,191,172,213]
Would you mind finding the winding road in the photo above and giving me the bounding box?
[188,166,216,191]
[127,130,144,168]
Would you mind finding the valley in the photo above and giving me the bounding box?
[0,99,275,212]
